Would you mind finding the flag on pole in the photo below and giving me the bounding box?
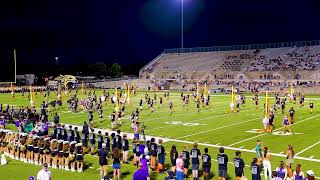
[115,88,120,111]
[196,81,200,100]
[232,86,235,104]
[127,84,130,104]
[64,79,67,94]
[30,85,35,107]
[204,82,209,98]
[81,81,84,93]
[265,91,269,118]
[11,83,14,93]
[230,86,236,112]
[290,81,294,96]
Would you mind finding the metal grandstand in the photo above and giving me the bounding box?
[140,40,320,76]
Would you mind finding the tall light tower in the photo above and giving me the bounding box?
[181,0,184,53]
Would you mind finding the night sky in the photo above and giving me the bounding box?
[1,0,320,65]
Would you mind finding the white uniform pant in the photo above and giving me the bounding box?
[263,160,272,180]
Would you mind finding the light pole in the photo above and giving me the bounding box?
[181,0,184,53]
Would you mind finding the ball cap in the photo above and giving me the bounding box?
[306,170,314,176]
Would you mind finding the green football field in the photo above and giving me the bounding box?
[0,89,319,179]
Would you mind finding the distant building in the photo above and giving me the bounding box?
[16,74,36,85]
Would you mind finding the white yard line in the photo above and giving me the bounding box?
[228,114,320,147]
[228,133,267,147]
[176,117,261,139]
[296,141,320,156]
[142,105,253,123]
[145,109,255,132]
[166,139,320,163]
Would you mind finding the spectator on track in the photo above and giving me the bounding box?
[275,161,287,179]
[190,143,201,179]
[36,163,51,180]
[251,158,261,180]
[262,147,272,180]
[98,143,108,180]
[181,145,190,177]
[234,151,245,180]
[286,145,294,166]
[293,164,305,180]
[202,148,211,180]
[217,147,228,180]
[133,162,150,180]
[112,147,121,180]
[170,145,178,172]
[175,154,184,180]
[156,139,165,173]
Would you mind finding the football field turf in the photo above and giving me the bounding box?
[0,89,319,179]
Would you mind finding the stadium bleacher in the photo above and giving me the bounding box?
[140,42,320,82]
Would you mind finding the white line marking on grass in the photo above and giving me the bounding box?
[280,152,284,154]
[176,117,260,140]
[229,114,320,147]
[145,109,255,131]
[296,141,320,156]
[89,166,94,169]
[309,156,314,158]
[143,109,254,122]
[166,139,320,163]
[216,143,221,145]
[239,146,245,149]
[143,104,236,123]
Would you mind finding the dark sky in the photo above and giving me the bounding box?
[1,0,320,65]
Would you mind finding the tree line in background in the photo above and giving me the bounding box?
[17,61,145,80]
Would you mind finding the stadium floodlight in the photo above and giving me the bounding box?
[181,0,184,53]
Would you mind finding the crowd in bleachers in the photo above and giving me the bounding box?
[247,47,320,71]
[141,46,320,81]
